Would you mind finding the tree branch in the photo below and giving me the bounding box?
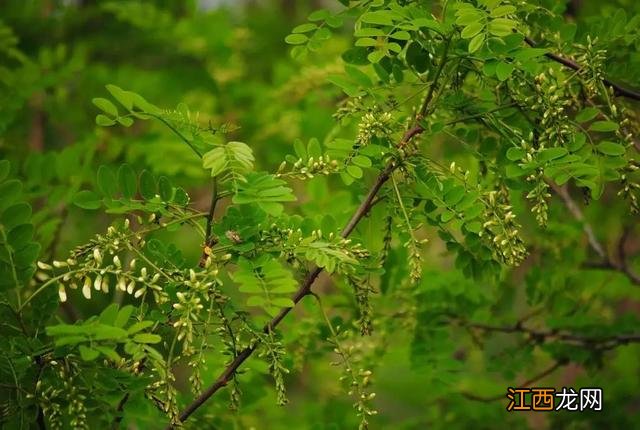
[461,361,564,402]
[548,182,640,285]
[166,125,426,429]
[463,321,640,349]
[524,36,640,102]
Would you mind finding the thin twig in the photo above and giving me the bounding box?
[548,182,606,259]
[461,361,564,402]
[199,177,219,268]
[548,182,640,285]
[524,36,640,101]
[464,321,640,347]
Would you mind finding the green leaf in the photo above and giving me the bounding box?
[79,345,100,361]
[589,121,619,132]
[342,47,369,65]
[389,31,411,40]
[575,107,600,123]
[285,34,308,45]
[233,255,297,315]
[95,346,121,361]
[271,297,295,308]
[538,147,568,163]
[456,9,484,26]
[513,47,547,62]
[355,37,377,47]
[346,165,363,179]
[97,167,117,199]
[461,22,483,39]
[114,305,134,328]
[491,5,516,17]
[367,50,386,64]
[307,138,322,159]
[173,187,189,206]
[106,84,134,110]
[127,321,154,334]
[117,116,134,127]
[345,65,372,88]
[488,18,516,36]
[596,141,626,156]
[91,324,128,341]
[2,203,32,230]
[308,9,329,21]
[73,190,101,210]
[133,333,161,344]
[506,147,525,161]
[158,176,173,202]
[468,33,484,53]
[202,142,255,184]
[233,172,296,216]
[96,114,116,127]
[352,155,372,168]
[139,170,156,200]
[118,164,137,199]
[100,303,119,325]
[495,61,514,81]
[360,11,395,26]
[0,179,22,209]
[465,220,482,233]
[292,23,317,33]
[92,98,118,116]
[354,28,385,37]
[444,186,465,206]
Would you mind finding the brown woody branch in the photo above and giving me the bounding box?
[463,321,640,350]
[524,36,640,101]
[165,130,424,429]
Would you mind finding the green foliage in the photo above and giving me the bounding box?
[232,255,297,316]
[1,1,640,429]
[73,165,191,214]
[0,160,40,291]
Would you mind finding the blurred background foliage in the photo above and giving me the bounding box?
[1,0,640,429]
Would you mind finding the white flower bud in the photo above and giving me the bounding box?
[93,248,103,264]
[37,261,53,270]
[58,285,67,302]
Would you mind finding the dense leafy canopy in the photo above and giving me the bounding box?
[1,0,640,429]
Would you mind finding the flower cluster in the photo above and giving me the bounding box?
[574,36,607,97]
[37,220,168,304]
[349,276,375,336]
[257,330,290,406]
[510,69,572,148]
[276,154,340,179]
[355,109,394,148]
[328,327,378,430]
[619,160,640,213]
[481,190,528,266]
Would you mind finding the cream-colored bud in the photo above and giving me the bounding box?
[58,285,67,302]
